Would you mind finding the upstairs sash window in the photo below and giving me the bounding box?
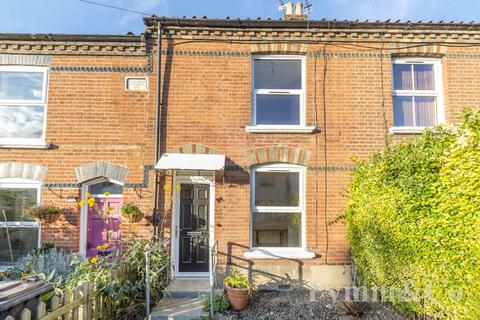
[0,66,49,146]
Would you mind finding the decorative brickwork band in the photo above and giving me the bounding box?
[0,162,48,182]
[0,54,52,66]
[75,161,128,184]
[246,147,310,167]
[250,43,308,55]
[168,143,220,155]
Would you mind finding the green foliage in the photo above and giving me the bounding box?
[346,110,480,319]
[203,294,230,313]
[59,238,171,319]
[121,203,142,217]
[1,246,78,283]
[224,269,250,289]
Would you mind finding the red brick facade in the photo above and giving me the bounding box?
[2,18,480,284]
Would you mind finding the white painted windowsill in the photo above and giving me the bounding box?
[244,249,316,260]
[389,127,428,134]
[0,141,49,149]
[245,125,316,134]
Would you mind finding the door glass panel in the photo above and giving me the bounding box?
[0,227,39,263]
[0,188,37,221]
[0,72,44,101]
[197,237,208,263]
[181,237,191,263]
[181,204,193,229]
[252,212,301,247]
[182,188,193,199]
[0,105,44,139]
[197,204,207,229]
[255,172,299,207]
[254,59,302,89]
[89,181,123,195]
[197,189,208,199]
[256,94,300,125]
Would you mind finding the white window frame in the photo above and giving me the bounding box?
[0,66,49,147]
[246,55,315,134]
[245,164,314,259]
[390,58,444,133]
[0,178,42,264]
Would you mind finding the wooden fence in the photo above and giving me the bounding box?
[5,281,107,320]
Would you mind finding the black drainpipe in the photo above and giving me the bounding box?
[152,19,163,240]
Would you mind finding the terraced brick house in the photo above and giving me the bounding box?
[2,6,480,288]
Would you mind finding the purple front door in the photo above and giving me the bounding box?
[86,197,123,257]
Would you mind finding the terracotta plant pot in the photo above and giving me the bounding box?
[225,284,249,311]
[125,212,144,223]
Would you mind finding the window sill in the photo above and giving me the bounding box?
[389,127,429,134]
[243,249,315,260]
[245,125,317,134]
[0,142,51,149]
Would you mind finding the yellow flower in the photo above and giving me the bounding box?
[175,185,181,191]
[90,257,97,264]
[103,191,110,196]
[96,245,103,250]
[107,206,114,212]
[78,200,85,206]
[103,243,109,249]
[163,184,169,190]
[84,192,91,197]
[88,198,95,207]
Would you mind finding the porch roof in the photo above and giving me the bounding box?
[154,153,225,171]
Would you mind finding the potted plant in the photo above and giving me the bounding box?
[26,205,62,223]
[224,269,250,311]
[121,203,144,223]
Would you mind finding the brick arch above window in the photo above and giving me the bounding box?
[246,147,310,167]
[0,162,48,182]
[250,43,309,55]
[168,143,220,155]
[74,161,128,184]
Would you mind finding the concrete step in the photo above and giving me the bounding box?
[167,278,210,298]
[150,297,208,320]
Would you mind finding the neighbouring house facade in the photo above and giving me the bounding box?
[2,10,480,288]
[0,33,157,263]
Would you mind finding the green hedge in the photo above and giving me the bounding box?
[346,110,480,319]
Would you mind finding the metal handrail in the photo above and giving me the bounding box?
[209,240,219,317]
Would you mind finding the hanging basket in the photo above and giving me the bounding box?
[121,204,144,223]
[39,211,62,223]
[26,206,62,224]
[124,212,144,223]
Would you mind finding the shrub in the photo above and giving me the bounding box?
[346,110,480,319]
[1,245,78,282]
[60,238,171,319]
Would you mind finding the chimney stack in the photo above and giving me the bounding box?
[295,2,303,16]
[283,1,308,21]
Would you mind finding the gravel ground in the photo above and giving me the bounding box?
[217,288,408,320]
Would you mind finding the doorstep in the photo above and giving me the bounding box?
[167,278,210,298]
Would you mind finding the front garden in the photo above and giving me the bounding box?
[0,195,170,320]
